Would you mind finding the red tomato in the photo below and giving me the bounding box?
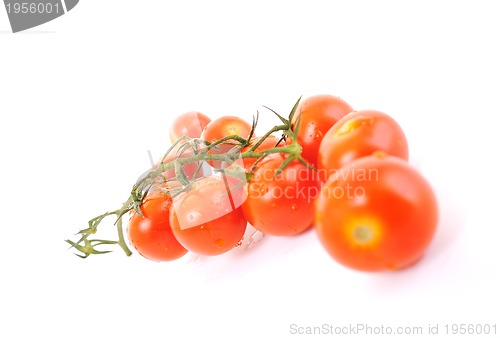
[241,135,283,171]
[169,175,247,255]
[159,145,207,181]
[291,95,353,166]
[201,115,252,142]
[169,111,211,143]
[318,110,409,181]
[242,153,321,236]
[315,153,438,272]
[127,186,188,262]
[201,116,252,169]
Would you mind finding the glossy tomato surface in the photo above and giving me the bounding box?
[242,153,321,236]
[169,175,247,255]
[128,186,188,262]
[291,94,353,166]
[318,110,408,181]
[201,115,252,142]
[169,111,211,143]
[201,116,252,169]
[315,154,438,272]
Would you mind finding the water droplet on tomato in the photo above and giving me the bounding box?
[215,239,225,247]
[291,204,298,211]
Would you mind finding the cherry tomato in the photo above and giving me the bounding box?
[315,153,438,272]
[169,175,247,255]
[159,145,207,181]
[201,115,252,142]
[201,116,252,169]
[317,110,409,181]
[291,95,353,166]
[127,185,188,262]
[242,153,321,236]
[169,111,211,143]
[241,135,284,171]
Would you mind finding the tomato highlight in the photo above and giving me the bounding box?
[127,185,188,262]
[318,110,409,181]
[291,94,353,166]
[169,175,247,256]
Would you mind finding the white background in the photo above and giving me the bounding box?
[1,1,499,337]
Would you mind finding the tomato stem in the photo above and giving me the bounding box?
[116,217,132,256]
[67,97,307,258]
[248,124,289,152]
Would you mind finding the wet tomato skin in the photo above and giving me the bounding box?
[242,153,321,236]
[169,175,247,256]
[128,188,188,262]
[292,95,353,166]
[201,116,252,169]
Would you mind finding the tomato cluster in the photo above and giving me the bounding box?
[70,94,439,273]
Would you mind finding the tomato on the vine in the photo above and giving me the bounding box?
[159,146,207,181]
[70,94,440,273]
[127,185,188,262]
[242,153,321,236]
[291,94,353,166]
[169,175,247,255]
[169,111,211,143]
[318,110,409,181]
[315,153,438,272]
[201,116,252,168]
[241,135,283,171]
[201,115,252,142]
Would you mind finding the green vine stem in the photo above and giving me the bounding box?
[66,97,308,258]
